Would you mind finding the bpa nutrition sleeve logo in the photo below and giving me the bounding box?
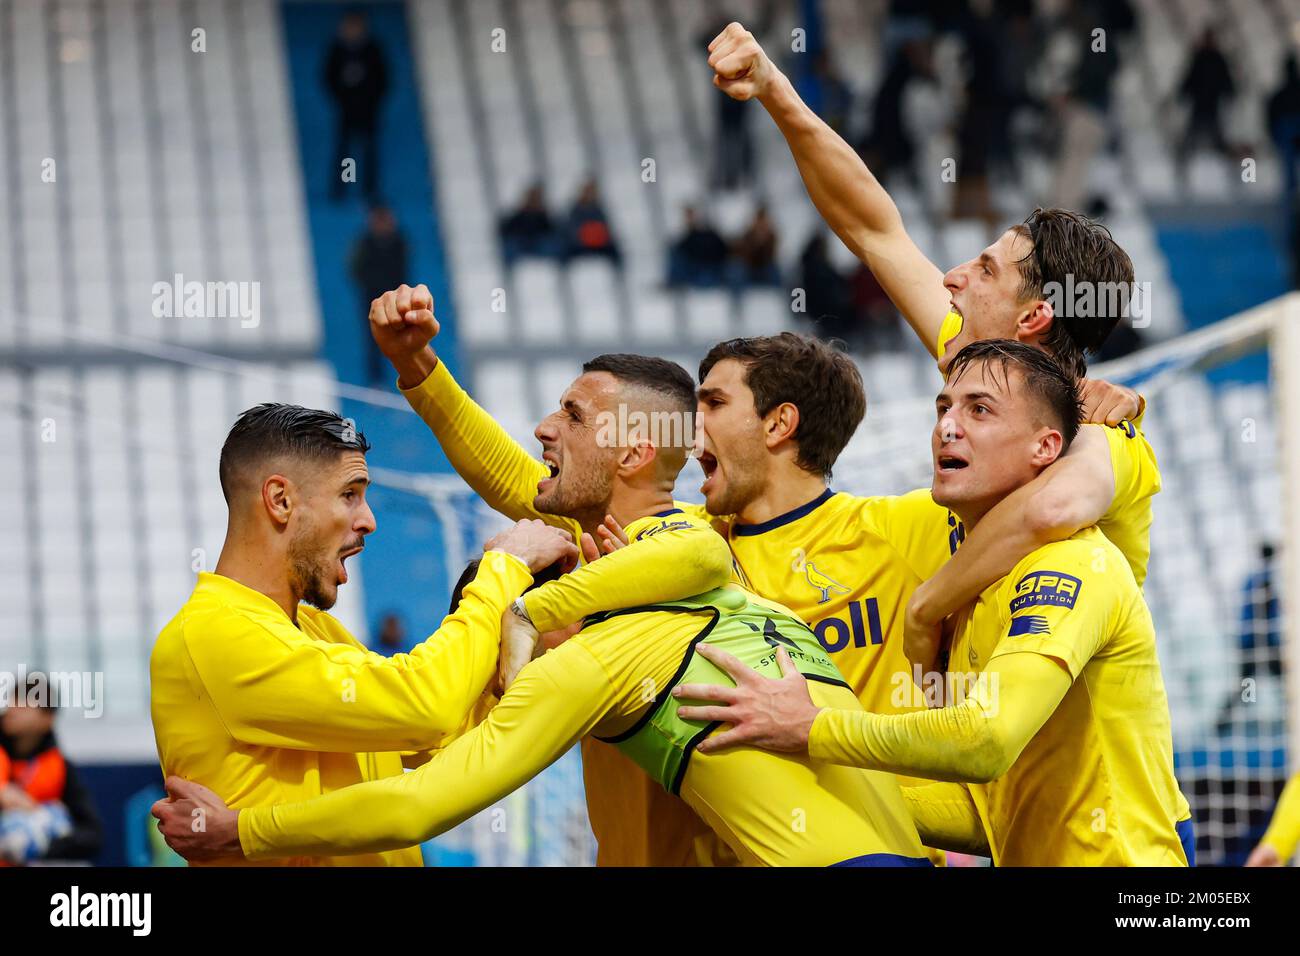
[1009,571,1082,613]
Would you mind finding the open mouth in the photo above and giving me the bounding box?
[937,454,969,472]
[337,544,364,584]
[698,450,720,494]
[538,450,561,492]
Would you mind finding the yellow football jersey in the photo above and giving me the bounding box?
[683,490,953,717]
[150,553,532,867]
[239,586,927,867]
[946,527,1186,865]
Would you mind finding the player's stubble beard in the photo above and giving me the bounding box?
[288,514,357,611]
[704,436,767,518]
[534,452,616,530]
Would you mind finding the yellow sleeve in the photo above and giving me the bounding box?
[988,538,1120,680]
[1093,419,1161,586]
[522,514,733,631]
[188,551,532,753]
[400,359,578,533]
[807,650,1071,782]
[902,782,990,856]
[238,638,618,859]
[1261,772,1300,861]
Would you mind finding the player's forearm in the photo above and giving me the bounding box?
[758,70,905,256]
[217,552,530,753]
[239,649,609,860]
[523,524,732,631]
[809,696,1011,783]
[1261,772,1300,860]
[809,654,1068,783]
[901,782,990,856]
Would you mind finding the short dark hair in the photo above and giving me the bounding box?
[219,404,371,503]
[448,558,566,617]
[698,332,865,479]
[946,340,1083,449]
[582,354,696,413]
[1010,207,1136,379]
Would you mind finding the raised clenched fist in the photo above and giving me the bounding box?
[707,21,776,102]
[369,282,439,364]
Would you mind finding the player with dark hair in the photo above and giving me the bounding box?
[364,282,744,866]
[676,342,1190,866]
[150,403,577,866]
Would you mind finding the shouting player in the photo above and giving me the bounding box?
[704,21,1162,670]
[369,284,747,864]
[676,342,1190,866]
[152,480,931,867]
[149,404,577,866]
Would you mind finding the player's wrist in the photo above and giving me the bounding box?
[755,64,793,111]
[907,580,943,628]
[393,346,439,391]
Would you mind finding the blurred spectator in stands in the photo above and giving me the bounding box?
[796,233,854,341]
[0,674,102,865]
[500,183,562,266]
[798,50,855,136]
[349,205,409,384]
[667,206,731,288]
[564,178,621,266]
[373,612,409,657]
[1268,55,1300,217]
[951,1,1012,225]
[324,8,389,201]
[1049,1,1122,210]
[731,204,780,287]
[851,263,904,351]
[703,10,771,189]
[1177,29,1236,163]
[859,37,934,189]
[1216,543,1283,736]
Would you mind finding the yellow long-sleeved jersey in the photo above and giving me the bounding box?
[808,527,1188,866]
[400,355,1176,861]
[1261,772,1300,862]
[401,360,736,865]
[238,589,927,867]
[149,551,532,866]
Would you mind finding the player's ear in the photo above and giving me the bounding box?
[1017,299,1055,343]
[618,437,657,476]
[1030,428,1064,469]
[764,401,800,450]
[262,474,293,526]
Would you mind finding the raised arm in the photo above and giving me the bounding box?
[370,283,573,530]
[707,22,949,347]
[158,639,619,862]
